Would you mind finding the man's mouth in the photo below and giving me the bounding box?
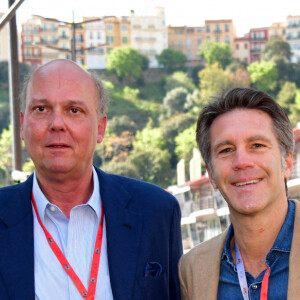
[233,179,261,187]
[47,144,69,148]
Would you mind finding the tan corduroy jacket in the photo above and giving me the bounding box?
[179,200,300,300]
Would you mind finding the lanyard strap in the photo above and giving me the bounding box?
[235,241,270,300]
[32,192,104,300]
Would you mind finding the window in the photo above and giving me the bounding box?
[225,24,229,32]
[33,26,38,33]
[206,25,210,33]
[107,36,114,43]
[215,24,220,33]
[187,38,191,49]
[197,38,202,46]
[236,44,239,50]
[25,26,30,33]
[107,24,113,31]
[51,24,56,32]
[197,28,203,33]
[216,36,220,43]
[122,36,128,43]
[90,32,94,39]
[225,36,230,44]
[43,36,48,43]
[51,36,57,44]
[97,32,101,39]
[43,24,47,32]
[121,24,128,32]
[175,29,183,35]
[178,41,183,49]
[206,36,211,40]
[244,43,248,49]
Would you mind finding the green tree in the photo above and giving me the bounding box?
[0,126,13,185]
[164,71,196,93]
[198,41,233,69]
[108,115,137,135]
[106,47,149,81]
[101,160,139,178]
[175,124,197,161]
[247,61,278,92]
[261,39,291,63]
[156,48,187,74]
[130,122,172,187]
[163,87,191,118]
[198,63,232,105]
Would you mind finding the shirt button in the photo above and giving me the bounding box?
[50,206,56,212]
[251,284,258,290]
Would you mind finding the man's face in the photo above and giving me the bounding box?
[20,60,106,180]
[208,108,293,217]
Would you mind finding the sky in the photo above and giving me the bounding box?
[0,0,299,36]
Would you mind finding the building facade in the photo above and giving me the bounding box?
[268,22,286,40]
[130,7,168,68]
[286,15,300,63]
[84,18,106,69]
[204,19,236,47]
[0,12,10,62]
[249,27,268,62]
[233,35,250,64]
[168,26,204,67]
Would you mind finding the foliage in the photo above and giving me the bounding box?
[247,61,278,92]
[156,48,187,74]
[95,130,135,164]
[261,39,291,63]
[108,115,137,135]
[164,71,196,93]
[106,47,149,81]
[175,124,197,161]
[198,63,232,105]
[163,87,191,118]
[122,86,140,101]
[130,122,172,186]
[161,113,197,168]
[198,41,233,69]
[23,159,35,173]
[229,68,251,88]
[101,160,139,179]
[0,126,13,185]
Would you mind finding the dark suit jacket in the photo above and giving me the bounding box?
[0,167,182,300]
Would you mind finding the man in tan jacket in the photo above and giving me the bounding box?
[179,87,300,299]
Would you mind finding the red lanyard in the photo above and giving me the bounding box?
[235,241,270,300]
[32,192,104,300]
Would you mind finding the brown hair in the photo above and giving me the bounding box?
[196,87,294,174]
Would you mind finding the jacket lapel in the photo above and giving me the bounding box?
[96,169,142,300]
[287,199,300,299]
[0,177,34,300]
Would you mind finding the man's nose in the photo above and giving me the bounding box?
[232,148,254,170]
[50,110,66,131]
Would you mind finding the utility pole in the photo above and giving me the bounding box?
[8,0,22,171]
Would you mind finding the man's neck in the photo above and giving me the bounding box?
[230,200,288,278]
[35,168,94,218]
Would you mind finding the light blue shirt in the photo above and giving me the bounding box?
[33,167,114,300]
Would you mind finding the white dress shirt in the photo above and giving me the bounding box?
[33,167,114,300]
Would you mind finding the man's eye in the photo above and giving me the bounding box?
[35,106,46,112]
[70,108,80,114]
[253,143,264,148]
[220,148,232,154]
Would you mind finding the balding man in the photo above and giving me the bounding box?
[0,59,182,300]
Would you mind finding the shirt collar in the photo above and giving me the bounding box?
[222,200,295,263]
[32,166,101,223]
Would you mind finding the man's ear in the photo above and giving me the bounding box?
[206,166,217,189]
[97,114,107,143]
[284,151,293,180]
[20,111,24,140]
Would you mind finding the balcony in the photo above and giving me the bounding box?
[214,30,221,34]
[250,49,261,54]
[251,37,267,41]
[135,37,156,42]
[287,23,300,28]
[286,36,300,40]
